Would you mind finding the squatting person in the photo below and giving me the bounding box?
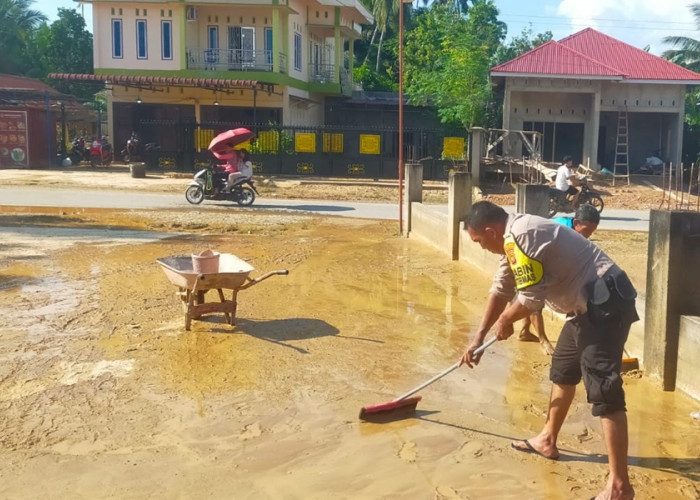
[460,200,638,500]
[519,203,602,354]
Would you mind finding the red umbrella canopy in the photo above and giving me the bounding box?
[208,128,254,155]
[211,150,237,160]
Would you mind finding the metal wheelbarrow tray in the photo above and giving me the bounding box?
[156,253,288,330]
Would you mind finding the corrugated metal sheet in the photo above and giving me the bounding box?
[559,28,700,81]
[0,74,62,93]
[491,40,624,77]
[491,28,700,82]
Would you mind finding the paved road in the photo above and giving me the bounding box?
[0,187,650,231]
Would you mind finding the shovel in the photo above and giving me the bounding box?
[359,336,498,422]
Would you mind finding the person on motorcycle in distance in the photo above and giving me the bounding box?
[218,150,240,193]
[554,155,581,209]
[224,148,253,192]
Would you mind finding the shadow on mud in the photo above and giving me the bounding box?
[419,415,700,484]
[208,317,341,353]
[0,274,41,291]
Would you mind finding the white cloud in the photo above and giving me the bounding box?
[556,0,699,54]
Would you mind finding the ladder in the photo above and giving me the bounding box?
[612,111,630,186]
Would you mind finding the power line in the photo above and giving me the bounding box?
[500,18,699,33]
[500,13,697,27]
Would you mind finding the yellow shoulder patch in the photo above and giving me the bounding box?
[503,233,543,290]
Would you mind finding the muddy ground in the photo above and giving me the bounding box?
[0,168,698,499]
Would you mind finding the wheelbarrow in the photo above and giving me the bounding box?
[156,253,288,330]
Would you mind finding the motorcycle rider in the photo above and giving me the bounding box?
[224,149,253,192]
[554,156,581,209]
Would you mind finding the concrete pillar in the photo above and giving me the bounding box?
[404,162,423,236]
[644,210,700,390]
[515,183,550,218]
[448,172,472,260]
[590,90,601,169]
[469,128,483,185]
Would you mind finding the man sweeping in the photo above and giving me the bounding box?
[461,201,638,500]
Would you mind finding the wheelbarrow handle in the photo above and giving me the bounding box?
[239,269,289,289]
[394,336,498,402]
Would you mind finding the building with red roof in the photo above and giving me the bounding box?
[490,28,700,172]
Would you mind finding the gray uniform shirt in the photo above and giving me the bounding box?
[489,213,617,315]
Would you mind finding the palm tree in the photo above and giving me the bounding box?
[420,0,471,16]
[362,0,398,72]
[0,0,47,73]
[662,3,700,72]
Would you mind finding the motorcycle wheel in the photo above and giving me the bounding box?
[584,195,604,213]
[69,152,81,165]
[185,185,205,205]
[236,187,256,206]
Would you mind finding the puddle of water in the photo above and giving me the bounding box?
[0,213,698,499]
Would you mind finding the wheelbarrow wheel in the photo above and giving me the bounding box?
[236,186,255,206]
[185,185,205,205]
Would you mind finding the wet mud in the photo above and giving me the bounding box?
[0,208,698,499]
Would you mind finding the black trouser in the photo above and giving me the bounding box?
[549,312,631,417]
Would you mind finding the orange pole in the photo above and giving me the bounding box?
[398,0,404,234]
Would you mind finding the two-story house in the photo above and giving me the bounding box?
[53,0,372,156]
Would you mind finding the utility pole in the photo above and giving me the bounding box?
[60,102,67,159]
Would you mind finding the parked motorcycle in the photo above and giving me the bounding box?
[68,137,88,165]
[185,163,258,206]
[121,132,160,162]
[89,136,113,167]
[548,177,604,217]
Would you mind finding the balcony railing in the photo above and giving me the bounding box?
[187,49,287,73]
[309,64,336,84]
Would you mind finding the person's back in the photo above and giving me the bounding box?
[499,213,613,315]
[551,216,574,229]
[237,149,253,179]
[554,164,571,191]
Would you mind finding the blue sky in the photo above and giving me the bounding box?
[33,0,700,56]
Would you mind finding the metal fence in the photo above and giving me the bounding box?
[137,120,469,180]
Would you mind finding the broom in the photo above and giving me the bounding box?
[621,347,639,372]
[359,336,498,422]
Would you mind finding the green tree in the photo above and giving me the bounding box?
[493,25,553,66]
[662,3,700,150]
[353,63,395,91]
[362,0,400,73]
[35,8,93,98]
[403,0,505,129]
[662,3,700,72]
[420,0,472,16]
[0,0,47,74]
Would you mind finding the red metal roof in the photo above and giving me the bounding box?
[492,28,700,82]
[0,74,62,93]
[559,28,700,81]
[491,40,624,78]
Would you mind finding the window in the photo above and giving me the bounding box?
[161,21,172,60]
[136,19,147,59]
[264,27,273,66]
[112,19,123,58]
[207,26,219,65]
[208,26,219,49]
[294,33,301,71]
[227,27,254,65]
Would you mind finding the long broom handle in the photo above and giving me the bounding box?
[394,336,499,402]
